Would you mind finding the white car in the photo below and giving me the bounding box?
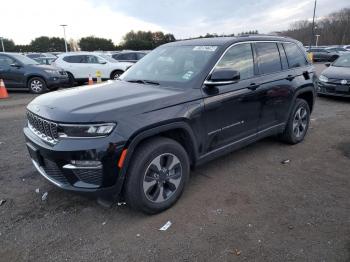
[53,52,133,85]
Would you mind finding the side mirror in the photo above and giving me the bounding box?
[325,62,331,67]
[204,68,240,86]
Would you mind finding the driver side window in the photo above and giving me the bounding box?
[216,43,254,80]
[0,55,16,66]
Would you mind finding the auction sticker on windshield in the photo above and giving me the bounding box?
[193,46,218,52]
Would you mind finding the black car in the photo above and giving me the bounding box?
[112,51,147,63]
[307,48,339,62]
[24,36,316,213]
[317,54,350,97]
[0,53,68,93]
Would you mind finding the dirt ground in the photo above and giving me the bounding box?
[0,64,349,261]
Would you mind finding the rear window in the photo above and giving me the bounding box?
[113,53,136,60]
[283,43,308,68]
[63,55,85,63]
[255,42,282,74]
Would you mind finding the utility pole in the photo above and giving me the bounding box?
[308,0,317,50]
[60,25,68,52]
[0,37,4,52]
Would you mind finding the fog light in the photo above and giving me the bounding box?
[71,160,102,167]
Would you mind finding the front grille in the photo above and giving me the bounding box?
[73,169,103,186]
[42,159,70,185]
[27,111,59,144]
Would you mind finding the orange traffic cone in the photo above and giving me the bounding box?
[88,74,94,85]
[0,79,9,99]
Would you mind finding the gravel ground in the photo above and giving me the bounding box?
[0,64,349,262]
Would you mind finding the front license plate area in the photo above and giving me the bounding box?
[27,143,44,166]
[336,86,349,92]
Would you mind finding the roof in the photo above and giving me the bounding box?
[166,35,297,47]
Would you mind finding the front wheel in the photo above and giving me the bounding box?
[281,98,310,144]
[28,77,47,94]
[124,137,190,214]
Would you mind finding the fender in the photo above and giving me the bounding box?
[120,121,199,175]
[286,85,316,120]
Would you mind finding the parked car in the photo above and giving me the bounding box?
[317,54,350,97]
[307,48,339,62]
[0,53,68,93]
[26,53,57,59]
[33,57,56,65]
[53,52,133,85]
[24,36,316,213]
[112,51,148,63]
[344,45,350,51]
[325,47,349,54]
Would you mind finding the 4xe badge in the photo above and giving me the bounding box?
[340,80,348,85]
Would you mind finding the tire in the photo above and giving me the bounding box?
[124,137,190,214]
[28,77,47,94]
[66,72,75,87]
[281,98,310,144]
[111,70,124,80]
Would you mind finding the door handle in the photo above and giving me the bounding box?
[247,83,260,90]
[286,75,295,81]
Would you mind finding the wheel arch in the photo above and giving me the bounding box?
[110,69,124,79]
[295,88,315,112]
[26,74,47,87]
[119,121,199,179]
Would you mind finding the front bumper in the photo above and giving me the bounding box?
[24,126,127,199]
[317,81,350,98]
[46,75,69,88]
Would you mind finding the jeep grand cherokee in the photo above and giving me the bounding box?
[24,35,316,214]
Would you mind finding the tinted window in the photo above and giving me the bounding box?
[216,43,254,80]
[136,53,146,60]
[283,43,308,68]
[63,55,85,63]
[114,53,136,60]
[85,55,100,64]
[0,55,16,66]
[255,42,282,74]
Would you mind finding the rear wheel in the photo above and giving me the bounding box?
[124,137,190,214]
[28,77,47,94]
[111,70,124,80]
[281,98,310,144]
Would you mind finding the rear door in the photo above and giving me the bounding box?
[0,54,25,88]
[252,42,294,131]
[202,43,262,152]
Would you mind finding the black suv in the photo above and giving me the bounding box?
[24,36,316,213]
[0,53,68,93]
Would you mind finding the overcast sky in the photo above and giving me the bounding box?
[1,0,349,45]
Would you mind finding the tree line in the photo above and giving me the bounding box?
[279,8,350,46]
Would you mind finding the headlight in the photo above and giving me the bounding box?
[58,123,116,138]
[319,75,328,82]
[44,69,60,74]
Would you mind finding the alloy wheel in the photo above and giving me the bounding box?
[293,106,308,138]
[30,80,43,93]
[143,153,182,203]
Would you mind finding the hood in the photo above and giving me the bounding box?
[27,80,189,123]
[27,64,60,71]
[322,66,350,79]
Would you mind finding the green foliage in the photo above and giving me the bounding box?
[79,36,115,51]
[0,38,16,52]
[30,36,68,52]
[121,31,176,50]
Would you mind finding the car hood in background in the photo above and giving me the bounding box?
[322,66,350,79]
[27,80,193,123]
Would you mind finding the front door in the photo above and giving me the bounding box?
[0,54,25,88]
[202,43,262,152]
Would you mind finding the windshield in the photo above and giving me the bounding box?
[12,54,39,65]
[333,55,350,67]
[120,45,218,86]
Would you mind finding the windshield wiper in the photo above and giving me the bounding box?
[126,79,160,85]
